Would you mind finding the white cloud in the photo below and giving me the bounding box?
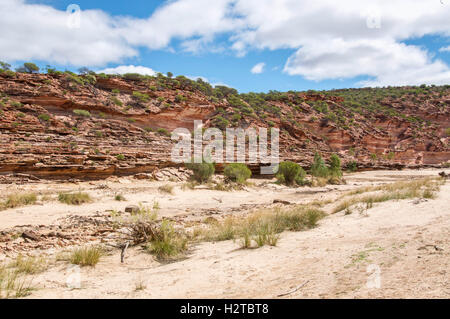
[0,0,137,66]
[231,0,450,86]
[1,0,449,86]
[0,0,239,66]
[284,38,450,86]
[439,46,450,52]
[251,62,266,74]
[96,65,157,76]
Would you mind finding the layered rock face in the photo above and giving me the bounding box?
[0,72,448,180]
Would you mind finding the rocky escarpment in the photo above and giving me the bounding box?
[0,72,449,180]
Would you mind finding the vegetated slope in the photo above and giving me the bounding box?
[0,71,449,180]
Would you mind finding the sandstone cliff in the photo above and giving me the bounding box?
[0,72,448,180]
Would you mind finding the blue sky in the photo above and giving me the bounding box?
[1,0,449,93]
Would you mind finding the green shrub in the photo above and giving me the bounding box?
[22,62,40,74]
[276,161,304,185]
[111,97,123,106]
[347,161,358,172]
[329,154,342,177]
[116,154,125,161]
[175,95,187,103]
[132,91,149,102]
[73,109,91,117]
[115,194,126,201]
[38,114,50,121]
[311,153,329,178]
[146,220,188,261]
[123,73,143,81]
[224,163,252,183]
[186,161,215,183]
[157,128,170,137]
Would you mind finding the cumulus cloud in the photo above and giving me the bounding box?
[0,0,137,66]
[251,62,265,74]
[1,0,449,86]
[0,0,239,66]
[96,65,157,76]
[231,0,450,86]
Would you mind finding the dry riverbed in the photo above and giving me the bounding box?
[0,169,449,299]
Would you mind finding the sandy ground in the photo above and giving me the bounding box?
[1,169,449,298]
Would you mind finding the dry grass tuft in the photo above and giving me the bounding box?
[70,246,103,266]
[145,220,188,261]
[158,184,175,195]
[58,192,92,205]
[0,266,34,299]
[333,177,444,214]
[198,205,326,249]
[8,255,47,275]
[1,193,37,210]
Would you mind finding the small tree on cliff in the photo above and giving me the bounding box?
[24,63,40,73]
[16,63,39,74]
[0,61,11,71]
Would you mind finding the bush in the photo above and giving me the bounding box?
[276,161,304,185]
[132,91,149,102]
[186,161,215,183]
[23,63,40,74]
[311,153,329,178]
[58,192,92,205]
[73,109,91,117]
[224,163,252,184]
[38,114,50,121]
[145,220,188,261]
[123,73,143,81]
[329,154,342,178]
[157,128,170,137]
[347,161,358,172]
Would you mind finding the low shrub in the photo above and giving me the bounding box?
[310,153,329,178]
[38,114,50,121]
[276,161,305,185]
[73,109,91,117]
[145,220,188,261]
[186,161,215,183]
[224,163,252,183]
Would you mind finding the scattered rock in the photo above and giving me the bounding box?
[273,199,292,205]
[134,173,152,180]
[438,171,448,178]
[125,205,140,214]
[22,231,40,241]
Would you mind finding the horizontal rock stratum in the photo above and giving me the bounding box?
[0,71,449,180]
